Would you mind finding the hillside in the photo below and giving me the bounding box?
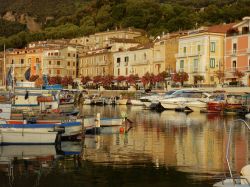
[1,0,250,50]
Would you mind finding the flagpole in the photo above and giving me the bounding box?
[3,44,6,89]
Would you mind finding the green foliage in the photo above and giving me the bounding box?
[0,19,27,37]
[1,0,250,49]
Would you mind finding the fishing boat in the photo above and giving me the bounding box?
[224,93,248,115]
[0,123,62,145]
[5,119,83,140]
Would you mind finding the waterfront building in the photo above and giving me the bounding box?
[113,43,153,77]
[153,33,185,75]
[70,28,143,49]
[6,48,44,82]
[225,17,250,86]
[43,46,77,78]
[176,24,233,85]
[78,48,113,78]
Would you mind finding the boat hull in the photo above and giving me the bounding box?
[0,128,58,145]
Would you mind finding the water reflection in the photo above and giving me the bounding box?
[0,105,249,186]
[81,105,250,179]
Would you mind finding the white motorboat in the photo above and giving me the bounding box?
[245,113,250,119]
[129,99,144,106]
[184,100,209,112]
[160,90,210,110]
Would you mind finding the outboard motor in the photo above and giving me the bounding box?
[54,125,65,149]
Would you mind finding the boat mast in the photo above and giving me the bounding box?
[3,44,6,89]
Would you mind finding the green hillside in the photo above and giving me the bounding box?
[1,0,250,50]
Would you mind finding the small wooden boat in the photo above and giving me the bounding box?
[0,123,62,145]
[4,120,82,140]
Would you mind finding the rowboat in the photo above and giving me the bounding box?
[5,120,83,140]
[0,123,62,145]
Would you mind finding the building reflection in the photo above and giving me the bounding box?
[82,106,250,177]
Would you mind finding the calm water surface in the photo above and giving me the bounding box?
[0,105,250,187]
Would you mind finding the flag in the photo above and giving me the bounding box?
[25,67,31,81]
[24,90,29,100]
[6,67,12,86]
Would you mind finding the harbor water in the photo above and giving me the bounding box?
[1,105,250,187]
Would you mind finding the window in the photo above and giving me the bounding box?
[68,53,70,57]
[49,61,51,65]
[118,68,120,76]
[183,47,186,53]
[134,54,136,61]
[232,60,237,70]
[73,54,75,57]
[57,61,60,65]
[36,58,39,63]
[210,42,216,52]
[210,58,216,68]
[117,58,120,67]
[20,59,24,64]
[55,52,58,56]
[68,62,70,66]
[144,53,147,60]
[73,62,75,66]
[180,60,184,69]
[125,56,129,66]
[197,45,201,53]
[57,69,60,74]
[193,59,198,72]
[49,69,51,74]
[126,68,128,75]
[233,43,237,54]
[210,76,214,82]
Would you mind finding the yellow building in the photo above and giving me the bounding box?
[176,24,233,85]
[79,48,113,78]
[6,48,43,82]
[43,46,77,78]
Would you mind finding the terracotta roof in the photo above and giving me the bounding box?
[110,38,139,44]
[128,43,153,51]
[207,23,236,34]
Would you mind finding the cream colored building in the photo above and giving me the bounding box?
[70,28,143,49]
[176,24,233,84]
[113,43,153,77]
[79,48,113,78]
[43,46,77,78]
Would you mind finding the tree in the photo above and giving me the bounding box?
[81,76,92,85]
[172,71,189,86]
[116,75,126,87]
[193,75,204,85]
[215,70,225,84]
[233,69,245,84]
[141,72,155,88]
[61,76,69,86]
[126,74,139,86]
[101,75,114,86]
[93,75,103,84]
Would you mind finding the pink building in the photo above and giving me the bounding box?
[225,17,250,86]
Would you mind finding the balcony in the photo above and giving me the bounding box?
[153,57,164,62]
[175,53,187,58]
[131,60,149,65]
[6,64,25,68]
